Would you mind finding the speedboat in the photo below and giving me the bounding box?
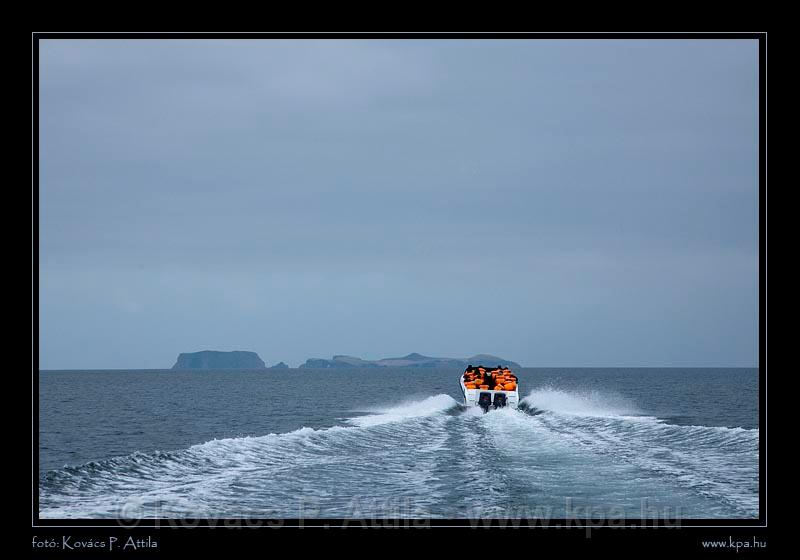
[459,365,520,412]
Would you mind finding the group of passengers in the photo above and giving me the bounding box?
[462,365,518,391]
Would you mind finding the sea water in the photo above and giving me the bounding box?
[38,368,758,519]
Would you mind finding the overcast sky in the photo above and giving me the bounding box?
[38,39,759,369]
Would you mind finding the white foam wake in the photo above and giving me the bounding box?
[346,394,459,427]
[521,387,641,417]
[40,389,759,520]
[513,387,759,517]
[40,394,463,518]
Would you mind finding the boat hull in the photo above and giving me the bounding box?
[459,380,519,410]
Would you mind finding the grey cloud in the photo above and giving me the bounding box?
[39,39,759,369]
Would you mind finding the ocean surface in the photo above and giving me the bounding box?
[38,368,759,520]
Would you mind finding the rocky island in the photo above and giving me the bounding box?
[298,353,520,369]
[172,350,266,370]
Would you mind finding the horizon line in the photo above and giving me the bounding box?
[38,365,760,371]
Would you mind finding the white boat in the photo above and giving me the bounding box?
[459,365,520,411]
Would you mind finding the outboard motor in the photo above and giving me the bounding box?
[493,392,508,409]
[478,392,492,413]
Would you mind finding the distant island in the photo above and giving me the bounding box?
[172,350,266,370]
[171,351,520,370]
[298,353,521,369]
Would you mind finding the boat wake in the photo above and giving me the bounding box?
[346,394,462,427]
[39,390,758,520]
[517,388,758,517]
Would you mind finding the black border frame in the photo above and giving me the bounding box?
[32,31,767,537]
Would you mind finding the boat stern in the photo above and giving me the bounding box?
[461,383,519,411]
[459,365,520,411]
